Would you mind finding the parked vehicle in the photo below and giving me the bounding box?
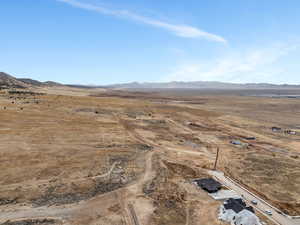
[265,210,272,216]
[251,200,258,205]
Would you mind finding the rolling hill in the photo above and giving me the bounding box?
[0,72,29,88]
[0,72,62,89]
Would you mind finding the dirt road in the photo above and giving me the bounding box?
[209,171,300,225]
[0,206,74,223]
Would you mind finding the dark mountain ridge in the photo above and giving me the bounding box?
[0,72,28,88]
[0,72,62,88]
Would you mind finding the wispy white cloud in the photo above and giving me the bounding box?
[163,42,300,83]
[56,0,227,43]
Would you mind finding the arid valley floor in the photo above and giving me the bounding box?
[0,87,300,225]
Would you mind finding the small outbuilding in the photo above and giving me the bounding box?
[244,137,256,140]
[231,140,242,145]
[271,127,281,132]
[285,130,297,135]
[194,178,222,193]
[230,140,249,148]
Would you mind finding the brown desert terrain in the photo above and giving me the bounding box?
[0,86,299,225]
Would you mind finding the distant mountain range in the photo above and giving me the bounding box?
[0,72,62,89]
[105,81,300,89]
[1,71,300,90]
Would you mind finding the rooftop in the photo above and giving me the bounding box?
[224,198,254,214]
[195,178,222,193]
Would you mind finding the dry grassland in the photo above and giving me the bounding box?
[0,88,299,225]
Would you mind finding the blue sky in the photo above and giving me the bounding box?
[1,0,300,84]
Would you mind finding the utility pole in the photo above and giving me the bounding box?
[214,147,220,170]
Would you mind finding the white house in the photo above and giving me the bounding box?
[219,198,261,225]
[234,210,261,225]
